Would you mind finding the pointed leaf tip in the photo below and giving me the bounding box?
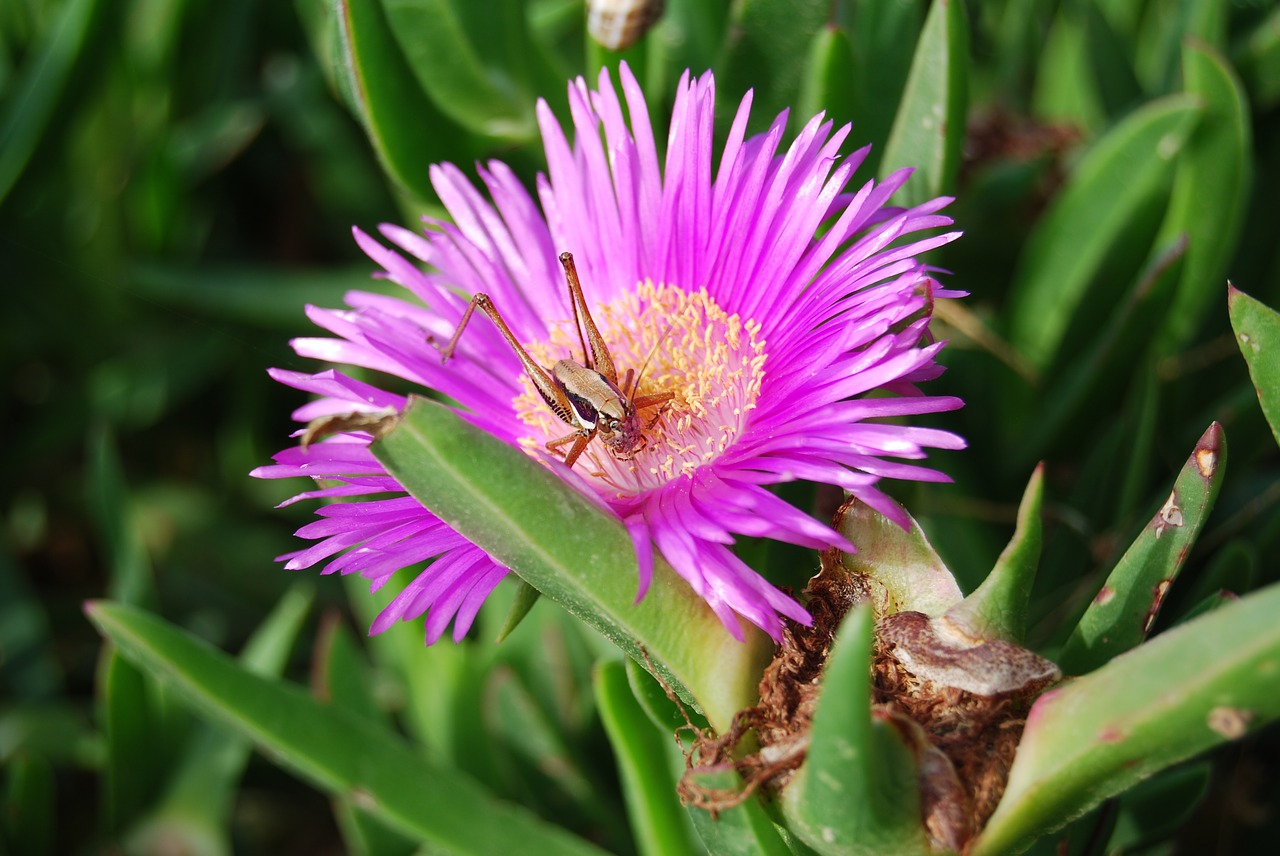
[945,465,1045,644]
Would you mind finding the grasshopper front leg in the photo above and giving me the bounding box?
[439,293,582,431]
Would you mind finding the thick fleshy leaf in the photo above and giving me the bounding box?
[594,659,699,856]
[1158,42,1251,351]
[1229,285,1280,447]
[334,0,452,203]
[944,465,1043,645]
[1011,235,1185,470]
[85,602,611,856]
[371,396,774,732]
[684,768,794,856]
[1084,3,1142,119]
[879,0,969,207]
[973,581,1280,856]
[313,614,419,856]
[1058,423,1226,675]
[122,586,314,855]
[781,603,929,856]
[832,499,963,618]
[1031,8,1104,131]
[797,26,856,130]
[380,0,542,141]
[100,648,168,833]
[1007,95,1200,372]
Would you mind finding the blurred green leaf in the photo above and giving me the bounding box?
[797,26,855,130]
[845,0,924,163]
[1084,2,1143,119]
[124,586,314,856]
[1013,234,1185,469]
[879,0,969,207]
[313,613,425,856]
[372,396,773,733]
[334,0,454,204]
[975,580,1280,856]
[87,425,152,607]
[0,0,101,205]
[781,603,928,856]
[1007,94,1200,371]
[1031,7,1104,131]
[0,539,61,699]
[1135,0,1226,93]
[1059,423,1226,675]
[595,659,698,856]
[381,0,541,141]
[719,0,829,131]
[1158,41,1251,351]
[86,601,612,855]
[1237,5,1280,108]
[129,263,385,330]
[1106,762,1210,853]
[2,752,54,856]
[100,648,166,833]
[1229,286,1280,448]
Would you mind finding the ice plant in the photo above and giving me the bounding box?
[252,64,964,645]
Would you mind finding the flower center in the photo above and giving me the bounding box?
[513,281,766,497]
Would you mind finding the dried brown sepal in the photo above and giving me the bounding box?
[874,611,1061,836]
[678,500,1062,852]
[301,408,400,449]
[677,551,870,811]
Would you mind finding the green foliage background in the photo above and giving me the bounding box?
[3,0,1280,853]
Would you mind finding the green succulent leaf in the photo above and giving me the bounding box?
[832,499,963,617]
[974,580,1280,856]
[944,464,1043,644]
[781,604,929,856]
[334,0,453,204]
[123,586,314,856]
[101,648,166,833]
[594,659,699,856]
[381,0,541,141]
[85,601,611,856]
[1229,285,1280,447]
[370,396,772,732]
[1158,41,1251,351]
[0,0,102,204]
[797,26,856,130]
[879,0,969,208]
[684,768,794,856]
[1007,94,1200,372]
[1058,422,1226,675]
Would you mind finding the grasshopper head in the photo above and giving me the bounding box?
[596,397,644,459]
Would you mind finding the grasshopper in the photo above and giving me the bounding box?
[440,252,673,469]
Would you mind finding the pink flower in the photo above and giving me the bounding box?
[253,65,964,644]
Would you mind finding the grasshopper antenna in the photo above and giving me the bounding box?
[628,326,672,399]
